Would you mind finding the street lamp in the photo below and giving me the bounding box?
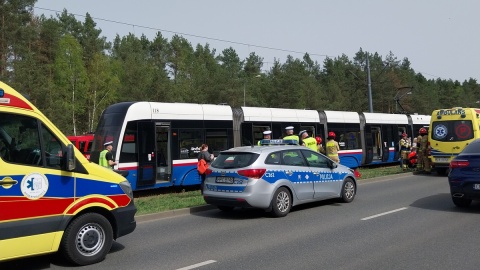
[394,86,413,113]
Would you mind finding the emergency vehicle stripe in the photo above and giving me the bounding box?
[0,92,33,110]
[0,194,130,221]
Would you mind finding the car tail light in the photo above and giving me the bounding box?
[237,169,266,179]
[353,169,361,178]
[450,160,469,168]
[205,168,213,175]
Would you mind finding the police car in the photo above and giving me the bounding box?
[203,140,357,217]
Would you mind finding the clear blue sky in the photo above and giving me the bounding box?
[34,0,479,82]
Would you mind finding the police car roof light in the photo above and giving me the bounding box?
[259,139,297,146]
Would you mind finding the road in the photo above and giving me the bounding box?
[3,173,480,270]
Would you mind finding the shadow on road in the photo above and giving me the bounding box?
[410,193,480,214]
[0,241,126,269]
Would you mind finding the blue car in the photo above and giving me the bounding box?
[448,139,480,207]
[202,141,357,217]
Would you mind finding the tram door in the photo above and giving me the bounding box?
[137,122,156,187]
[371,127,383,160]
[156,123,171,182]
[253,125,270,145]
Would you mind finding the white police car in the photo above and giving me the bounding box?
[203,140,357,217]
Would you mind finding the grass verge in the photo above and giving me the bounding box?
[134,165,407,215]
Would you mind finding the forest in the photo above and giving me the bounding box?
[1,1,479,136]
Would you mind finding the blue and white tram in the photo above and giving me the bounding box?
[90,102,430,191]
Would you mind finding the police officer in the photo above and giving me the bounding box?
[283,126,299,144]
[299,130,317,152]
[399,133,411,171]
[99,141,117,169]
[418,127,431,174]
[258,130,272,145]
[326,131,340,163]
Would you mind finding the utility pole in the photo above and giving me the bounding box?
[366,54,373,113]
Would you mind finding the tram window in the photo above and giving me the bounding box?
[206,130,228,157]
[120,122,137,163]
[179,129,203,159]
[327,123,361,150]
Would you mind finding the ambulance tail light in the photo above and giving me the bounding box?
[237,169,266,179]
[450,160,469,168]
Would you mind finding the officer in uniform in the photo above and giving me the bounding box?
[326,131,340,163]
[283,126,299,144]
[399,133,411,171]
[99,141,117,170]
[258,130,272,145]
[299,130,318,152]
[418,127,431,174]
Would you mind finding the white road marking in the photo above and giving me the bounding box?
[176,260,217,270]
[361,207,408,221]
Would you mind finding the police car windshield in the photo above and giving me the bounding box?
[211,152,259,169]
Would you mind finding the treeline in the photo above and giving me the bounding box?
[1,1,479,135]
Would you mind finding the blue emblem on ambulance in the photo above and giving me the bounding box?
[434,124,447,139]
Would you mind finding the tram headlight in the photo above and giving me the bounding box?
[119,181,134,200]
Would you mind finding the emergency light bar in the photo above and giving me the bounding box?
[259,139,298,146]
[0,89,4,97]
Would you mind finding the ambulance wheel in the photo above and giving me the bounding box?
[340,178,356,203]
[60,213,113,265]
[270,187,291,217]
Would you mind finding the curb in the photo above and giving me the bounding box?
[135,172,414,222]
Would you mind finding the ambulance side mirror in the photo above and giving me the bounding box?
[66,144,76,171]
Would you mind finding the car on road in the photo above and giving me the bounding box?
[448,138,480,207]
[202,140,357,217]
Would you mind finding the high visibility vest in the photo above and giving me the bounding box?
[326,140,339,157]
[283,135,299,144]
[303,137,318,152]
[99,149,112,169]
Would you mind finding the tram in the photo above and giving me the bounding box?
[90,102,430,191]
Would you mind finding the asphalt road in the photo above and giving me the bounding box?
[4,173,480,270]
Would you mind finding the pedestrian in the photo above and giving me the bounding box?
[197,144,214,193]
[99,141,117,169]
[258,130,272,145]
[316,136,325,154]
[283,126,299,144]
[399,133,411,171]
[299,130,318,152]
[326,131,340,163]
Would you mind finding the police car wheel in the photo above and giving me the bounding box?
[60,213,113,266]
[340,178,356,203]
[270,187,292,217]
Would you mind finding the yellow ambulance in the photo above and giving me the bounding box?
[0,81,136,265]
[429,107,480,174]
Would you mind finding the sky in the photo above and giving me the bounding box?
[34,0,479,82]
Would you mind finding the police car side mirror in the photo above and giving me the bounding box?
[65,144,76,171]
[328,160,338,169]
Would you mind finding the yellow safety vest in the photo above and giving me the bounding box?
[326,140,339,157]
[303,137,318,152]
[99,149,112,169]
[283,135,299,144]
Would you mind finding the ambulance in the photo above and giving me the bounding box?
[429,107,480,174]
[0,81,136,265]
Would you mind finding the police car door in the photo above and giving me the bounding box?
[300,150,342,200]
[281,149,314,201]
